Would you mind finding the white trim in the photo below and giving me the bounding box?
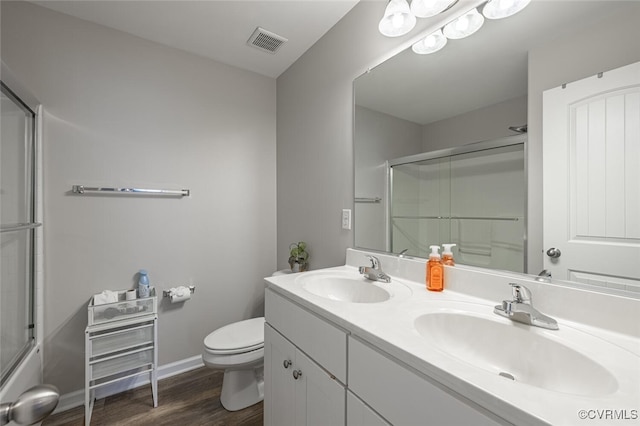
[53,355,205,414]
[35,105,44,351]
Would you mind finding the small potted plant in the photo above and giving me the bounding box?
[288,241,309,272]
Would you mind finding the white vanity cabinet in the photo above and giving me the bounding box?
[264,287,507,426]
[348,336,505,426]
[264,289,347,426]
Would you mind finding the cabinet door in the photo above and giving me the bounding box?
[265,324,346,426]
[265,325,296,426]
[294,349,346,426]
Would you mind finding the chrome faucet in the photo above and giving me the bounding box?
[359,255,391,283]
[494,283,558,330]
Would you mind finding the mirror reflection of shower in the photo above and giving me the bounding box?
[388,136,526,273]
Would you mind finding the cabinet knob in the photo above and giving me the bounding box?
[293,369,303,380]
[283,359,292,369]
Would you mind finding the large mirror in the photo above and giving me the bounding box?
[354,1,640,294]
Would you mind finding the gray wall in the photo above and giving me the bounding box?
[1,1,276,394]
[276,1,441,270]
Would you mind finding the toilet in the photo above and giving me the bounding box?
[202,316,265,411]
[202,269,292,411]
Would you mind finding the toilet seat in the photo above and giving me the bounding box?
[204,317,264,355]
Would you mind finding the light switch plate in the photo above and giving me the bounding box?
[342,209,352,230]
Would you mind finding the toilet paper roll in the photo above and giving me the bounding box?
[170,286,191,303]
[125,289,137,300]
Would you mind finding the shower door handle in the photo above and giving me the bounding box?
[0,385,59,425]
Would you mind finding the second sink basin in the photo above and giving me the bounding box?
[414,309,620,397]
[296,270,412,303]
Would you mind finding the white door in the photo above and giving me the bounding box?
[543,61,640,291]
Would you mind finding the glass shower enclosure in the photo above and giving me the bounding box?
[389,136,526,273]
[0,80,38,386]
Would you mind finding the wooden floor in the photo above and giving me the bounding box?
[43,367,263,426]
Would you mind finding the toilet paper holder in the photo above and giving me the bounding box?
[162,286,196,298]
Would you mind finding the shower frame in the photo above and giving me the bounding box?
[386,134,528,272]
[0,62,43,399]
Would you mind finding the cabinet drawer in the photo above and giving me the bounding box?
[265,289,347,383]
[348,337,504,426]
[90,347,154,382]
[90,323,154,358]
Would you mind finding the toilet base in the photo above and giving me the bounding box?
[220,366,264,411]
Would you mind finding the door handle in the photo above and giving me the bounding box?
[293,369,303,380]
[546,248,561,258]
[283,359,292,369]
[0,384,59,425]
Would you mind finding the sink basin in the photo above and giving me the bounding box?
[414,310,618,397]
[296,270,412,303]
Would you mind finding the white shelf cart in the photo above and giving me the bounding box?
[85,289,158,425]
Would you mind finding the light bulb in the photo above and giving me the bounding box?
[443,8,484,39]
[500,0,515,9]
[378,0,417,37]
[392,12,405,29]
[412,29,447,55]
[483,0,531,19]
[455,15,469,32]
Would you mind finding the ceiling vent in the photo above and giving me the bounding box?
[247,27,288,54]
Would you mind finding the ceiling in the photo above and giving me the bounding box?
[354,1,624,125]
[29,0,360,79]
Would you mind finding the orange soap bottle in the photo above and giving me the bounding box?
[442,243,456,266]
[426,245,444,292]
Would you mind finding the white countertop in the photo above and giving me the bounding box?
[265,249,640,426]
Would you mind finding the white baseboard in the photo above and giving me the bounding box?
[54,355,205,414]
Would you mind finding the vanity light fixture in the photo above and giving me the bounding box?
[482,0,531,19]
[378,0,417,37]
[411,29,447,54]
[410,0,458,18]
[443,7,485,39]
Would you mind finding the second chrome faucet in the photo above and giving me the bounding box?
[359,255,391,283]
[494,283,558,330]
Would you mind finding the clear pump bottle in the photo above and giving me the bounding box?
[442,243,456,266]
[426,245,444,292]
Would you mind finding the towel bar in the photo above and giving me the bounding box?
[72,185,189,197]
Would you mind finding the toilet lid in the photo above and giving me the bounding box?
[204,317,265,353]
